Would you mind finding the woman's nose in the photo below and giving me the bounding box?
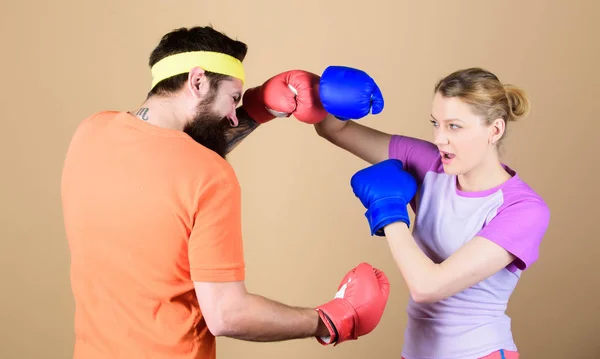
[433,129,449,145]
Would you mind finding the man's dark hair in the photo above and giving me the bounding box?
[147,25,248,97]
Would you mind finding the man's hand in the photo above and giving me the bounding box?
[242,70,328,125]
[315,262,390,345]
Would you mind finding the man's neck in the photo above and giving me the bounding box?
[130,96,188,131]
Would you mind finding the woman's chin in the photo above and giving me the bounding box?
[442,162,458,175]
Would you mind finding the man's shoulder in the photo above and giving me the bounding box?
[177,144,238,184]
[82,110,121,123]
[71,110,121,134]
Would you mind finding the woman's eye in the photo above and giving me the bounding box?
[449,124,460,129]
[430,120,438,127]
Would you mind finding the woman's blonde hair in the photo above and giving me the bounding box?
[433,68,531,143]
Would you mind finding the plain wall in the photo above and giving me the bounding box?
[2,0,599,358]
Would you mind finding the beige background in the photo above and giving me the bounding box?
[2,0,599,358]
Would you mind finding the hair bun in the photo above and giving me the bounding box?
[504,84,531,121]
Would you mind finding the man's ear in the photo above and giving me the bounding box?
[187,66,208,99]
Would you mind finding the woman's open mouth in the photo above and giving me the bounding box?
[440,151,455,164]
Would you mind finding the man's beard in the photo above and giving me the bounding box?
[183,98,230,159]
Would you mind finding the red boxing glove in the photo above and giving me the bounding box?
[315,262,390,346]
[241,70,328,124]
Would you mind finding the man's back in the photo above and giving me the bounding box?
[61,111,245,359]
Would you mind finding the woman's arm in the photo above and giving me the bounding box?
[383,222,516,304]
[314,114,393,165]
[349,156,550,304]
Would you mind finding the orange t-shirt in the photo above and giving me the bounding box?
[61,111,245,359]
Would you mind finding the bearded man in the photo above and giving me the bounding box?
[60,25,390,359]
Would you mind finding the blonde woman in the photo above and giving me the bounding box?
[316,67,551,359]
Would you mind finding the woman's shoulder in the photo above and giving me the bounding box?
[475,166,551,271]
[493,166,551,227]
[502,166,548,206]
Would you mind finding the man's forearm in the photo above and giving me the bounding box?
[225,107,260,154]
[220,292,330,342]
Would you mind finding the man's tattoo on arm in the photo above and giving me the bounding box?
[225,107,260,154]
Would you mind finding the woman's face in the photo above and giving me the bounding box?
[429,92,502,176]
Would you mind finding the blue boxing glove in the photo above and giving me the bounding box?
[319,66,384,120]
[350,159,418,236]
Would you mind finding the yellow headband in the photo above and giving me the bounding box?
[150,51,245,89]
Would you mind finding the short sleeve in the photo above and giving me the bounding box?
[188,172,245,283]
[388,135,440,184]
[477,199,550,272]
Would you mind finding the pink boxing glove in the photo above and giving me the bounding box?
[315,262,390,346]
[241,70,328,124]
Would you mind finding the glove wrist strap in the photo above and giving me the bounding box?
[315,309,338,345]
[366,197,411,236]
[315,298,358,346]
